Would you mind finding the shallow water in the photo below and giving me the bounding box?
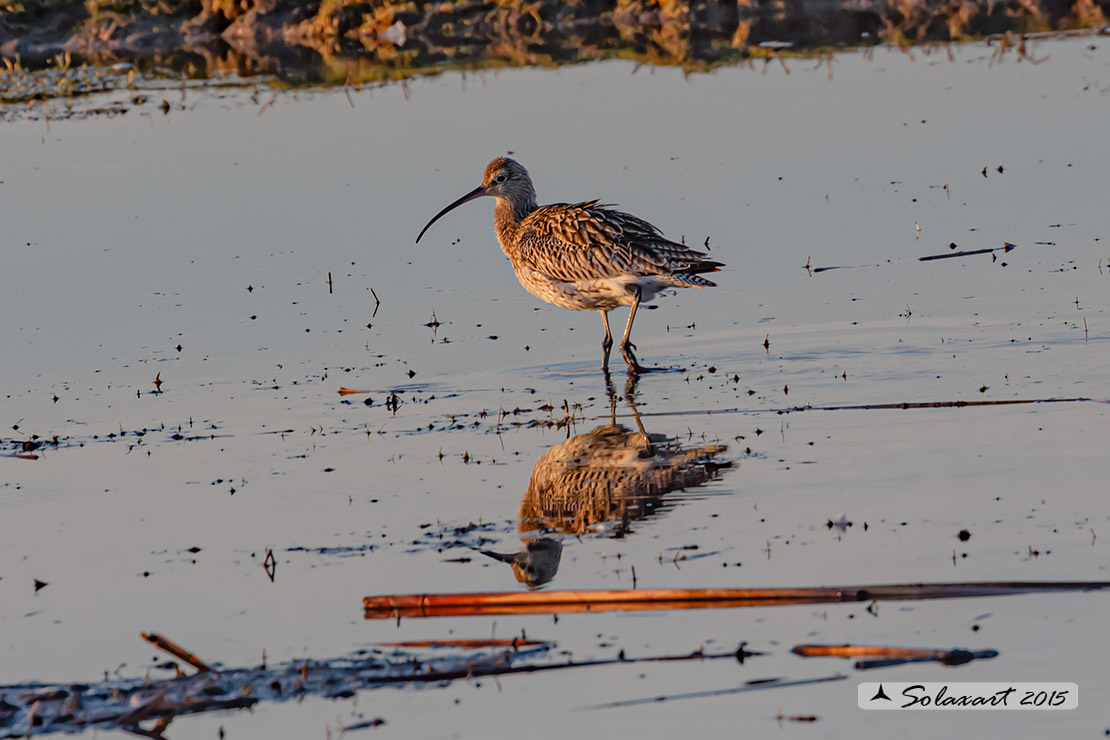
[2,34,1109,738]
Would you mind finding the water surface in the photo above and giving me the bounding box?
[1,34,1109,738]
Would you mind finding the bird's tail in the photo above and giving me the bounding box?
[669,272,717,288]
[686,259,725,274]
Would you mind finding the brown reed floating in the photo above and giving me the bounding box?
[141,632,212,672]
[792,644,999,669]
[792,644,946,659]
[375,638,551,648]
[364,581,1110,619]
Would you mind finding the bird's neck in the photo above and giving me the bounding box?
[493,196,537,255]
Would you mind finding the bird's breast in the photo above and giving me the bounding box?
[509,267,674,311]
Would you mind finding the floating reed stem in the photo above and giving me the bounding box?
[364,581,1110,619]
[141,632,212,672]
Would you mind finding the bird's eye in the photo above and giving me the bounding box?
[495,175,507,183]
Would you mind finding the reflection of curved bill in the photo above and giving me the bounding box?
[483,377,731,588]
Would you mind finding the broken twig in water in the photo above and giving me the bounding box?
[364,580,1110,619]
[791,644,998,669]
[361,645,749,684]
[376,638,550,649]
[919,243,1015,261]
[263,549,277,582]
[811,264,875,273]
[584,674,848,709]
[811,242,1024,273]
[141,632,212,673]
[614,396,1109,422]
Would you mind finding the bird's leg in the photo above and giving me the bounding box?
[619,286,651,375]
[623,374,652,453]
[599,310,613,371]
[604,372,618,425]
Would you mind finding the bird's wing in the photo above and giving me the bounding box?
[515,202,723,283]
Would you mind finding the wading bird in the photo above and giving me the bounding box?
[415,157,723,374]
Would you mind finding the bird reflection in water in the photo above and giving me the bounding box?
[480,538,565,590]
[481,376,732,588]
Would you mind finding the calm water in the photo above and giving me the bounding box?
[2,35,1109,738]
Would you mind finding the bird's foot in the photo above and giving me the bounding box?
[620,342,654,375]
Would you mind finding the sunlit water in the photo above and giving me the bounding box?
[1,36,1109,738]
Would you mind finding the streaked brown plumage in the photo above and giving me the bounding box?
[416,157,724,373]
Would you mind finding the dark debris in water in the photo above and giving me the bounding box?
[0,640,552,739]
[1,422,230,458]
[0,634,765,737]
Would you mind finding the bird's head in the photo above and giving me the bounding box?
[480,157,532,200]
[479,537,562,589]
[415,157,536,243]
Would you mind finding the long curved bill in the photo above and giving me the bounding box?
[478,549,518,564]
[415,185,487,243]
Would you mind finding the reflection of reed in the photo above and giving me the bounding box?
[4,0,1104,84]
[205,0,1108,83]
[482,377,729,588]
